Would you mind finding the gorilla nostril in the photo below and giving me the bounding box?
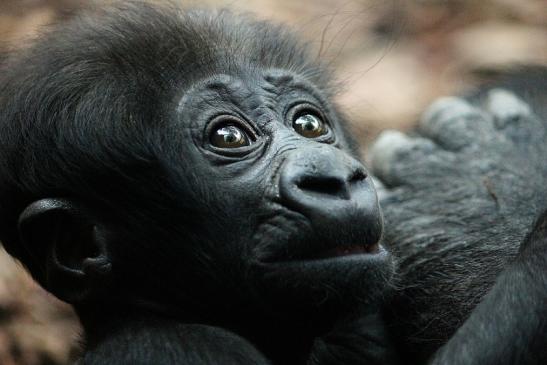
[297,176,349,199]
[349,169,367,184]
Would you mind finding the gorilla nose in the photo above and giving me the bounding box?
[278,147,380,225]
[290,160,365,201]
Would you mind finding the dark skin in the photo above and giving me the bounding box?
[0,3,545,364]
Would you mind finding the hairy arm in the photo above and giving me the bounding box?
[308,311,400,365]
[429,210,547,365]
[369,75,547,364]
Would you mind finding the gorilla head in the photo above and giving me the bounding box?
[0,3,392,342]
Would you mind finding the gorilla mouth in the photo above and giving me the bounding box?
[260,242,382,263]
[254,204,384,264]
[313,243,380,259]
[286,240,381,263]
[259,239,382,264]
[256,239,388,277]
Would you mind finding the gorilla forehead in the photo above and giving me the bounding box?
[50,3,332,95]
[176,71,327,127]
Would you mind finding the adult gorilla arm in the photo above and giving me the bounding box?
[369,68,547,364]
[429,210,547,365]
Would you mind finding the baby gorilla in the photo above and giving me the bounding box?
[0,3,394,364]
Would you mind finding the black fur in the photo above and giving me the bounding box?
[0,1,545,364]
[370,67,547,364]
[1,3,392,364]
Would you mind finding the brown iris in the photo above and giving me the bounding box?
[210,125,251,148]
[293,113,327,138]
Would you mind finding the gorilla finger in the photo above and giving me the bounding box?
[485,88,546,146]
[418,97,494,151]
[369,130,452,188]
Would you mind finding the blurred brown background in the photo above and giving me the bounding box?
[0,0,546,364]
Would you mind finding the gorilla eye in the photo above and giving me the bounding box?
[210,124,251,148]
[293,112,328,138]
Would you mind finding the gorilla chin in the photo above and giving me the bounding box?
[253,249,393,318]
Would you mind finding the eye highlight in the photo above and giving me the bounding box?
[210,124,251,148]
[293,112,327,138]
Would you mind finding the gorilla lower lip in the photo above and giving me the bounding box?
[317,243,380,259]
[258,244,389,270]
[259,241,382,264]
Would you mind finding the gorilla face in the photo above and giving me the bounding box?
[166,69,393,317]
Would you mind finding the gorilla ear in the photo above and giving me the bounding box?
[17,198,112,303]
